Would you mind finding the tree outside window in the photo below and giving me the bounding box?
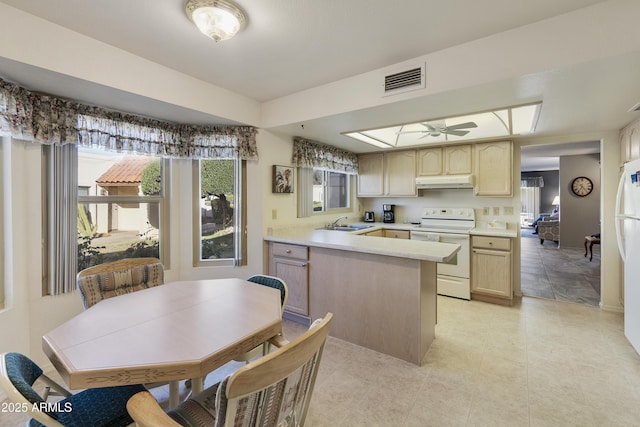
[195,158,244,266]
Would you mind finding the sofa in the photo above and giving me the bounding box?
[538,218,560,246]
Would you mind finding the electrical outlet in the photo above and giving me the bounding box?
[493,207,500,215]
[503,206,514,215]
[272,209,277,220]
[483,207,490,215]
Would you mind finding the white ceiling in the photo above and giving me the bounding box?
[0,0,638,170]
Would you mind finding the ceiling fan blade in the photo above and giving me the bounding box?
[443,129,470,136]
[445,121,477,131]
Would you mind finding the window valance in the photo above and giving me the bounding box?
[520,176,545,188]
[0,78,257,160]
[292,137,358,174]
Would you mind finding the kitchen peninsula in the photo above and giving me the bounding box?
[264,228,459,365]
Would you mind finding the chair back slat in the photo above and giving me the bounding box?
[222,313,332,426]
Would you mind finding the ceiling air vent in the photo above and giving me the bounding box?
[383,64,425,97]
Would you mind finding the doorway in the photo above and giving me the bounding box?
[520,141,601,306]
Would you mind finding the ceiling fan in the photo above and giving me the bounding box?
[398,121,478,138]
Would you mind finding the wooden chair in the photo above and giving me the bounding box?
[77,257,164,309]
[234,274,289,363]
[127,313,333,427]
[0,352,145,427]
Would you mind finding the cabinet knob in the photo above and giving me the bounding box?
[285,249,292,254]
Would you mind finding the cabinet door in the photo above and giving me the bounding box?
[631,128,640,162]
[365,229,383,237]
[444,145,472,175]
[471,248,512,298]
[384,150,417,196]
[271,257,309,315]
[417,148,443,176]
[474,141,512,196]
[357,153,384,196]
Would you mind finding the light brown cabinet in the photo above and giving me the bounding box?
[620,119,640,164]
[356,153,384,196]
[357,151,417,197]
[471,236,512,305]
[364,229,383,237]
[418,145,472,176]
[445,145,473,175]
[417,148,443,176]
[383,229,410,239]
[268,242,309,320]
[473,141,512,197]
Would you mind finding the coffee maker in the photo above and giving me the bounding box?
[382,204,395,223]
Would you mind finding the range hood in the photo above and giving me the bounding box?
[416,174,474,189]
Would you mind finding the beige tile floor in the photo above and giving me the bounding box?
[3,296,640,426]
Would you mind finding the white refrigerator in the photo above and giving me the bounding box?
[616,157,640,354]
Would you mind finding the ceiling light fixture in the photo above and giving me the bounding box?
[343,102,542,149]
[185,0,246,42]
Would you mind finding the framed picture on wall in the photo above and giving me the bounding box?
[272,165,294,193]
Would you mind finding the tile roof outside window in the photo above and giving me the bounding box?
[96,156,153,185]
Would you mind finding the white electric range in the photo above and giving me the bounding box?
[410,208,475,300]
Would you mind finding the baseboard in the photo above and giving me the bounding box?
[600,302,624,313]
[283,310,310,326]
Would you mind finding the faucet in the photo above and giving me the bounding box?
[329,216,348,227]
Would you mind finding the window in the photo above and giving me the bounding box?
[193,158,246,266]
[313,169,350,212]
[43,145,169,295]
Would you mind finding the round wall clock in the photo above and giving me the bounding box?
[570,176,593,197]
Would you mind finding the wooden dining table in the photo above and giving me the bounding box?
[42,278,283,408]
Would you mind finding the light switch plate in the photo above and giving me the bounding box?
[503,206,514,215]
[493,207,500,215]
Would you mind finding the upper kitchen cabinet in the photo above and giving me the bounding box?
[444,145,472,175]
[357,151,417,197]
[620,119,640,164]
[473,141,513,197]
[417,148,443,176]
[357,153,384,196]
[418,145,472,176]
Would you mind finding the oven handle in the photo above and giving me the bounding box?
[411,231,469,241]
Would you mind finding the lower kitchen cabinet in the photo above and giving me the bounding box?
[471,236,513,305]
[268,242,309,322]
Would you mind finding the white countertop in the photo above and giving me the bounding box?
[264,227,460,263]
[351,221,519,238]
[469,227,518,238]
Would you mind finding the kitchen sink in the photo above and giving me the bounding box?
[318,224,374,232]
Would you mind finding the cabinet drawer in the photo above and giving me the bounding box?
[270,242,308,260]
[472,236,511,251]
[384,229,410,239]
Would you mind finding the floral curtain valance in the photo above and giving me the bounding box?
[520,176,545,188]
[0,77,258,160]
[291,137,358,174]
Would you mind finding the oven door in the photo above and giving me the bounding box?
[410,231,470,278]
